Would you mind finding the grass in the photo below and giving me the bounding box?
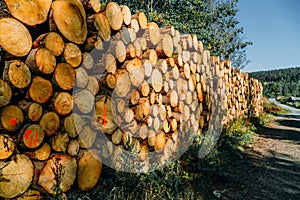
[61,115,263,200]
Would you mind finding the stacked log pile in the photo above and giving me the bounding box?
[0,0,263,198]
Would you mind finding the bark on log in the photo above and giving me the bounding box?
[26,48,56,74]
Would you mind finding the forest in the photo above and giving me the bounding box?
[249,67,300,98]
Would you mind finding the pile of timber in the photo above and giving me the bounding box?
[0,0,263,198]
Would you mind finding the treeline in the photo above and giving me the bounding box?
[249,67,300,97]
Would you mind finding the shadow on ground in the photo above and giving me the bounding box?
[194,117,300,200]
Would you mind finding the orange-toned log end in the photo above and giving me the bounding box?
[45,32,65,56]
[29,76,53,104]
[54,92,74,116]
[0,105,24,131]
[25,143,51,161]
[52,0,87,44]
[154,131,166,153]
[0,18,32,57]
[26,48,56,74]
[0,134,15,160]
[0,154,34,199]
[4,0,52,26]
[64,43,82,68]
[53,63,76,91]
[22,124,45,149]
[38,154,77,194]
[4,60,31,89]
[78,149,102,191]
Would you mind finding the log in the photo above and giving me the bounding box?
[87,76,100,95]
[151,68,163,93]
[3,60,31,89]
[82,52,94,70]
[64,43,82,68]
[177,78,188,101]
[154,130,166,153]
[38,154,77,194]
[0,154,34,198]
[77,149,102,191]
[95,96,117,134]
[82,0,101,13]
[52,132,69,152]
[114,69,131,97]
[29,76,53,104]
[121,5,132,26]
[104,2,123,31]
[146,22,161,46]
[67,139,80,156]
[0,18,32,57]
[112,129,122,144]
[133,11,148,29]
[14,189,43,200]
[22,124,45,149]
[73,89,95,114]
[39,111,60,137]
[106,74,116,89]
[34,32,65,57]
[4,0,52,26]
[53,92,74,116]
[0,79,12,108]
[94,13,111,41]
[64,113,85,138]
[75,67,89,88]
[53,63,76,91]
[126,58,144,87]
[26,48,56,74]
[52,0,87,44]
[24,143,51,161]
[156,34,173,58]
[0,105,24,131]
[0,134,15,160]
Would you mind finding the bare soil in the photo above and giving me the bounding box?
[210,115,300,200]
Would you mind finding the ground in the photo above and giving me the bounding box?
[210,101,300,200]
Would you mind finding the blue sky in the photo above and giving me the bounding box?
[236,0,300,72]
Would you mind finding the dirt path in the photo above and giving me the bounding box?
[212,112,300,199]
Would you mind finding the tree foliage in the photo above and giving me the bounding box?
[249,67,300,98]
[108,0,252,68]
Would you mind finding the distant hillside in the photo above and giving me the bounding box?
[249,67,300,98]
